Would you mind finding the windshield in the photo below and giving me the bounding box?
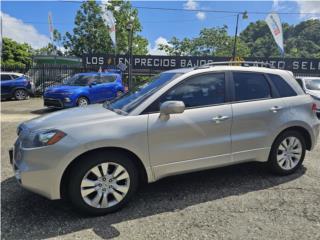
[64,74,95,86]
[305,79,320,91]
[104,72,183,114]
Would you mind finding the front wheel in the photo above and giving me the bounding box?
[67,151,139,216]
[77,97,89,107]
[268,131,306,175]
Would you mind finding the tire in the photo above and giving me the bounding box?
[77,97,89,107]
[67,151,139,216]
[116,90,123,97]
[268,130,306,175]
[14,89,28,100]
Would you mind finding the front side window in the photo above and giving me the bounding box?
[100,75,117,83]
[64,75,96,86]
[233,72,271,101]
[146,73,225,112]
[268,74,297,97]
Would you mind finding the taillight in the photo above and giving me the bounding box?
[312,103,317,113]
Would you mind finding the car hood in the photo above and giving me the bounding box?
[45,85,84,93]
[23,104,121,132]
[306,90,320,98]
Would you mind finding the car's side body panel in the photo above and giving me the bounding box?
[43,72,124,108]
[1,74,33,98]
[149,104,232,180]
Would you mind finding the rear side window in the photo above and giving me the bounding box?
[268,74,297,97]
[1,74,12,81]
[100,75,116,83]
[233,72,271,101]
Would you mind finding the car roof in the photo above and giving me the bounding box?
[76,72,119,76]
[163,65,291,75]
[1,72,24,76]
[299,77,320,80]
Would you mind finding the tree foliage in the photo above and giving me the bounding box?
[63,0,148,56]
[160,19,320,58]
[2,37,33,68]
[240,19,320,58]
[159,26,250,57]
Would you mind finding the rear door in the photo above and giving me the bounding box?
[1,74,14,95]
[230,72,287,162]
[99,75,117,100]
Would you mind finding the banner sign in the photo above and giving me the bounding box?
[83,55,320,74]
[265,12,284,55]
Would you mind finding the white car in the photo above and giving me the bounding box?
[296,77,320,113]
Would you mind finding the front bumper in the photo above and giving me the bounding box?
[43,96,75,108]
[9,135,81,200]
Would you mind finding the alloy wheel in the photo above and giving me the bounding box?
[15,89,27,100]
[276,136,303,170]
[80,162,130,208]
[78,98,88,107]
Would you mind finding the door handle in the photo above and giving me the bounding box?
[212,115,230,123]
[270,106,283,113]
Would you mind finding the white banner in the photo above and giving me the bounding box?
[265,12,284,55]
[101,1,116,47]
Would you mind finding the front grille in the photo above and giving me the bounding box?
[44,98,63,108]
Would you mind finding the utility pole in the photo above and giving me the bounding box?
[126,16,135,91]
[232,11,248,60]
[232,13,240,60]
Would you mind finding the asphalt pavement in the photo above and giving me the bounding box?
[1,98,320,240]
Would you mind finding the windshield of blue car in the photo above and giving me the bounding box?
[104,72,183,114]
[305,79,320,91]
[64,75,95,86]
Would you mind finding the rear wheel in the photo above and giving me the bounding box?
[268,131,306,175]
[77,97,89,107]
[116,90,123,97]
[67,151,139,216]
[14,89,28,100]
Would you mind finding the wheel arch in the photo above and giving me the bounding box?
[60,147,149,199]
[274,126,312,151]
[76,95,90,104]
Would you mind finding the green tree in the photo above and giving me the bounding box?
[159,26,250,57]
[63,0,148,56]
[240,19,320,58]
[2,37,33,68]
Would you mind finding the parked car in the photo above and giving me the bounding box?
[1,72,34,100]
[43,72,124,108]
[10,64,320,215]
[296,77,320,116]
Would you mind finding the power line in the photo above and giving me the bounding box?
[133,6,320,16]
[61,1,320,15]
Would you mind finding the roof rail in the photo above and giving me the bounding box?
[194,61,275,69]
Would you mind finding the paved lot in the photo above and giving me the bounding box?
[1,98,320,240]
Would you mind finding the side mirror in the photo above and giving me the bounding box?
[160,101,185,118]
[89,81,97,87]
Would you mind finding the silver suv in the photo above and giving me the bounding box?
[10,64,320,215]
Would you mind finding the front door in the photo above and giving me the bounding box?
[146,72,233,179]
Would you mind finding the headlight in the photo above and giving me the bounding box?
[22,129,66,148]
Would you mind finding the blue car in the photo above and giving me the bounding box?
[44,72,124,108]
[1,72,34,100]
